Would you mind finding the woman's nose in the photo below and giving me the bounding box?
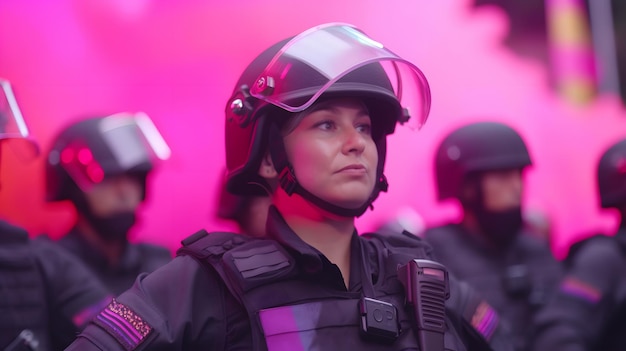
[342,127,367,154]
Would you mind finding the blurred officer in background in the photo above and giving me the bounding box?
[0,78,110,350]
[532,137,626,351]
[423,121,563,351]
[67,23,499,350]
[45,112,173,295]
[214,168,272,237]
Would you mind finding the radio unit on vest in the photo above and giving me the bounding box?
[398,259,450,351]
[359,297,400,343]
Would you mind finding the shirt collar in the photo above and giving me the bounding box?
[264,205,363,290]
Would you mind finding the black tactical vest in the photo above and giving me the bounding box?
[0,221,50,351]
[178,230,469,351]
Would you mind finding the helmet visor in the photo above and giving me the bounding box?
[249,23,431,130]
[0,79,39,160]
[52,112,171,192]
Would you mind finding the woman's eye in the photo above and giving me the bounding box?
[357,123,372,135]
[316,121,334,130]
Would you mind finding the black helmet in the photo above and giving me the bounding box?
[224,23,431,216]
[46,112,170,202]
[435,121,532,201]
[597,138,626,208]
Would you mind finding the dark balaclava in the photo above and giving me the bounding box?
[462,172,523,247]
[69,180,138,243]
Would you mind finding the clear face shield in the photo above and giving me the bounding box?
[48,112,171,193]
[0,79,39,160]
[249,23,431,130]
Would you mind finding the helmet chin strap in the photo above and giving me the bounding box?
[268,123,387,218]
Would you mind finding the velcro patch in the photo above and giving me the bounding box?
[560,276,602,303]
[93,298,153,351]
[231,243,290,279]
[222,240,296,292]
[470,301,499,341]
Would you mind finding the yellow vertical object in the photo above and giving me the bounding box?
[546,0,597,104]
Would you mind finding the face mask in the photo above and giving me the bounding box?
[69,183,138,243]
[474,205,523,247]
[87,212,136,243]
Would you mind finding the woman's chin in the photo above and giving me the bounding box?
[325,195,371,210]
[308,184,375,211]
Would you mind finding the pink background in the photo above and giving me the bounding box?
[1,0,625,258]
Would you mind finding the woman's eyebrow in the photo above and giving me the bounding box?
[311,104,370,116]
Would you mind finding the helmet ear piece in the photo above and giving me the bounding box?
[225,107,281,197]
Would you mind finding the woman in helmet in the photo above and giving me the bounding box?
[66,23,497,351]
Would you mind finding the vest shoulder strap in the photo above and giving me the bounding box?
[177,230,304,303]
[177,230,301,351]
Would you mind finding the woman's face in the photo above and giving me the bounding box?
[283,97,378,209]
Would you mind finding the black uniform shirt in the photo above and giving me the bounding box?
[58,228,172,295]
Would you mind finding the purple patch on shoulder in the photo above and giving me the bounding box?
[93,298,153,351]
